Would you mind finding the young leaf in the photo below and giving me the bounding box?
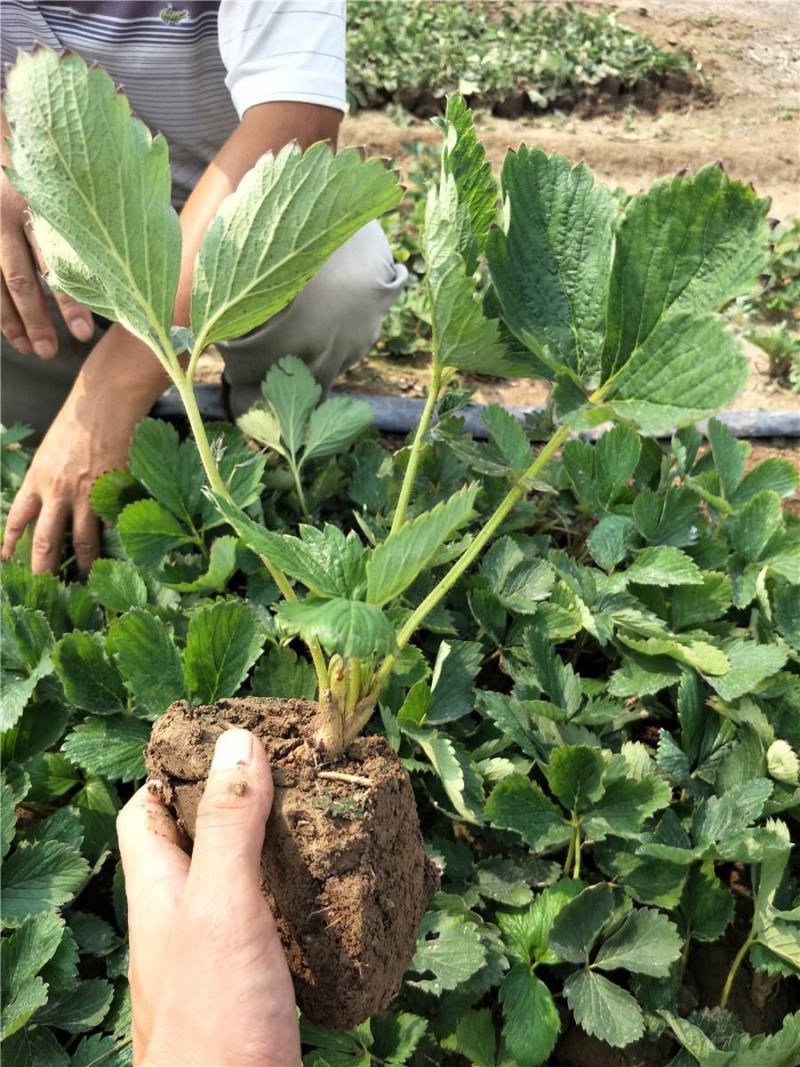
[602,163,769,381]
[108,609,186,717]
[500,963,560,1067]
[594,908,681,976]
[277,597,395,660]
[257,356,321,463]
[183,600,267,704]
[366,484,477,605]
[191,144,401,346]
[6,48,180,356]
[487,147,615,381]
[564,969,644,1047]
[61,715,150,783]
[1,842,89,924]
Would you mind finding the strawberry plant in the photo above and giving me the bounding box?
[3,47,799,1067]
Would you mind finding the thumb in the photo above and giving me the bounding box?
[187,728,273,891]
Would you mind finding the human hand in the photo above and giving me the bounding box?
[118,728,301,1067]
[1,165,93,356]
[1,327,170,574]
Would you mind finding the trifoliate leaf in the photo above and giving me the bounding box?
[108,609,186,717]
[117,499,193,566]
[192,144,400,347]
[53,632,126,715]
[500,963,560,1067]
[546,745,605,812]
[594,908,681,976]
[87,560,148,615]
[548,884,615,964]
[485,775,569,852]
[488,147,614,381]
[497,879,584,966]
[6,48,180,354]
[62,715,150,783]
[564,969,644,1047]
[366,485,477,606]
[1,841,88,923]
[183,599,267,704]
[256,355,321,462]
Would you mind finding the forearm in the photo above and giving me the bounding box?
[80,102,342,400]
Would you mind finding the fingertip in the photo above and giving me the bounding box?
[68,315,93,342]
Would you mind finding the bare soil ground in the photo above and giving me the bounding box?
[336,0,800,413]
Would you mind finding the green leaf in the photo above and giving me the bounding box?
[487,147,615,380]
[427,640,483,725]
[594,908,681,976]
[366,484,477,605]
[257,355,320,462]
[2,841,88,923]
[707,417,746,499]
[409,912,487,995]
[162,536,239,594]
[278,597,395,660]
[87,560,148,614]
[1,912,64,994]
[108,609,186,717]
[774,586,800,649]
[72,777,119,863]
[604,312,748,435]
[89,469,145,524]
[707,639,788,701]
[303,396,374,465]
[34,978,113,1033]
[670,572,732,631]
[588,515,638,571]
[371,1012,427,1066]
[69,1033,133,1067]
[602,163,769,381]
[192,144,400,346]
[481,405,532,472]
[500,963,560,1067]
[1,976,49,1039]
[497,880,584,966]
[2,1025,70,1067]
[730,491,783,561]
[1,783,14,859]
[546,745,605,812]
[251,646,317,701]
[423,177,508,373]
[128,419,204,520]
[730,457,799,508]
[618,635,729,676]
[480,538,554,612]
[485,775,569,853]
[183,600,267,704]
[564,969,644,1047]
[402,722,484,824]
[583,777,672,840]
[548,884,615,964]
[53,632,126,715]
[117,499,193,566]
[438,94,497,270]
[682,864,735,942]
[455,1009,497,1067]
[62,715,150,783]
[594,425,642,507]
[6,48,180,354]
[625,545,703,587]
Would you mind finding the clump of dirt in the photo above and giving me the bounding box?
[145,697,439,1029]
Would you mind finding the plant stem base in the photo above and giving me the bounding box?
[145,696,439,1028]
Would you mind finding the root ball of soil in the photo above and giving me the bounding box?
[145,697,439,1029]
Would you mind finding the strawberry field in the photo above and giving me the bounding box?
[2,39,800,1067]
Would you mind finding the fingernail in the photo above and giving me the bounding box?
[10,336,32,353]
[69,316,93,341]
[33,339,56,358]
[211,728,253,770]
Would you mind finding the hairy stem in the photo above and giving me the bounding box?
[389,358,445,536]
[720,930,755,1009]
[290,459,310,519]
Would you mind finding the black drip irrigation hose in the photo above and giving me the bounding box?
[153,383,800,440]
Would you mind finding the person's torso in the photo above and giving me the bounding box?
[2,1,237,204]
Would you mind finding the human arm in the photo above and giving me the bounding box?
[1,101,342,573]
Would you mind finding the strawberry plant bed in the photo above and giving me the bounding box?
[2,47,800,1067]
